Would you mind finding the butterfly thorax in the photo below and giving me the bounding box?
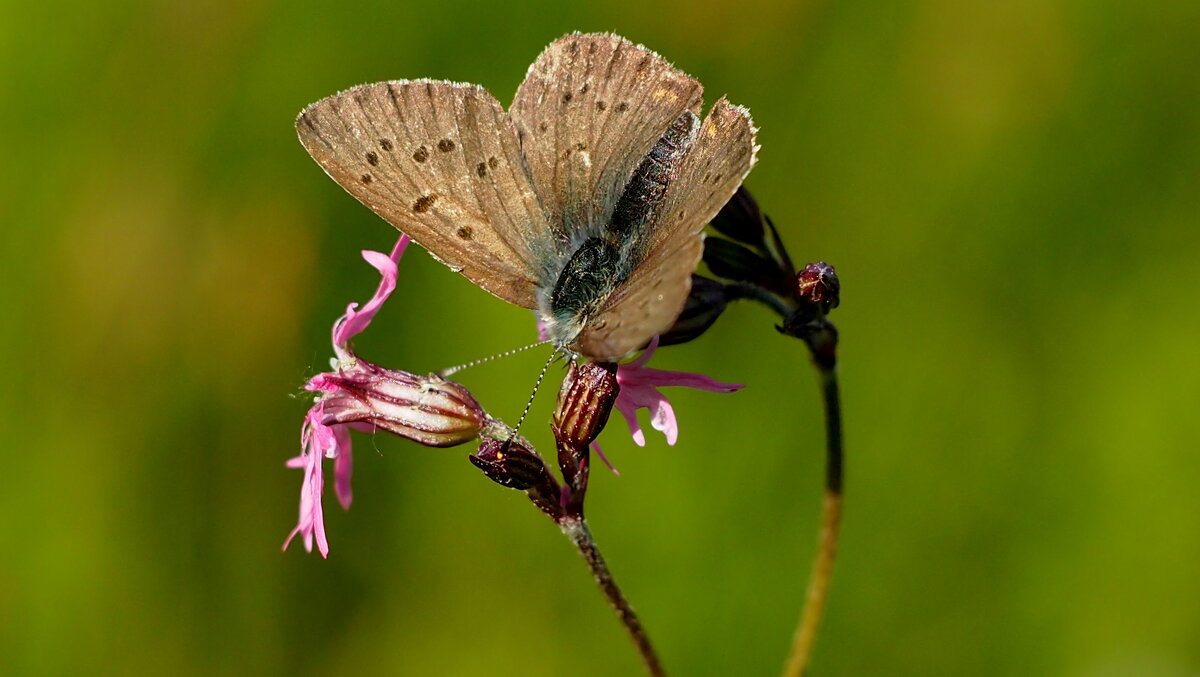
[544,236,625,351]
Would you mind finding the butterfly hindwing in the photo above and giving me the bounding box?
[511,33,703,244]
[297,80,549,308]
[573,98,758,360]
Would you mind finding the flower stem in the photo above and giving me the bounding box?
[782,332,843,677]
[560,516,665,677]
[725,281,792,319]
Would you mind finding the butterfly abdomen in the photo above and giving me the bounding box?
[607,111,699,243]
[543,109,702,352]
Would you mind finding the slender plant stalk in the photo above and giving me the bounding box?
[782,364,843,677]
[560,516,665,677]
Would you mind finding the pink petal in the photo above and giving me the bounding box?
[284,406,335,557]
[332,234,411,348]
[629,335,661,368]
[646,396,679,445]
[620,367,742,393]
[590,440,620,475]
[613,397,648,447]
[606,334,743,447]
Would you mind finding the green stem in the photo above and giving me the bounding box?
[725,282,792,319]
[782,333,843,677]
[560,517,665,677]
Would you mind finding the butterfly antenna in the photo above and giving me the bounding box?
[438,340,552,378]
[511,347,562,438]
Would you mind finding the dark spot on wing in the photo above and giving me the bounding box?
[574,142,587,151]
[488,156,498,169]
[568,41,579,54]
[596,100,607,111]
[437,138,455,152]
[456,226,474,240]
[360,174,372,184]
[636,56,650,73]
[413,146,429,162]
[413,194,438,213]
[579,83,589,94]
[379,139,394,151]
[562,92,573,103]
[616,102,629,113]
[476,162,487,177]
[366,151,379,166]
[538,122,548,132]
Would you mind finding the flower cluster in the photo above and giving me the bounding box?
[285,234,745,556]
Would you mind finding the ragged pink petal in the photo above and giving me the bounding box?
[590,440,620,475]
[611,336,743,447]
[332,234,411,352]
[613,396,649,447]
[284,403,355,558]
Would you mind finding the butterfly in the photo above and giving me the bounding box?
[296,32,757,362]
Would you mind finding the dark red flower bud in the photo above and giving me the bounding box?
[795,262,840,313]
[779,263,841,353]
[470,437,552,491]
[553,361,620,451]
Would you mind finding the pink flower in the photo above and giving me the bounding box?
[284,234,498,556]
[611,336,743,447]
[283,403,351,557]
[285,236,408,557]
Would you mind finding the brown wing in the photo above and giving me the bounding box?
[296,80,550,309]
[511,33,703,239]
[573,98,758,361]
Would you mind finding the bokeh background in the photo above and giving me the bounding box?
[3,0,1198,675]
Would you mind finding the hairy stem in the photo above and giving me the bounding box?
[782,352,843,677]
[560,517,665,677]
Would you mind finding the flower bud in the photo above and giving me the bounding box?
[659,275,729,347]
[312,360,487,447]
[470,437,551,491]
[710,185,765,246]
[795,262,839,313]
[553,361,620,451]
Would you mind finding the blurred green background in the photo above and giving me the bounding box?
[3,0,1198,675]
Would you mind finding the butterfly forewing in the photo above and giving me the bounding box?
[572,236,704,360]
[296,80,548,308]
[573,98,758,360]
[511,33,703,241]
